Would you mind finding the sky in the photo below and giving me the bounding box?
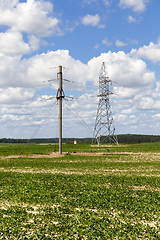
[0,0,160,139]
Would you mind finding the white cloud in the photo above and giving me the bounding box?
[0,49,158,138]
[0,0,19,9]
[115,39,128,47]
[0,0,61,37]
[115,114,128,123]
[114,87,138,98]
[132,39,160,63]
[103,0,111,6]
[41,40,49,47]
[128,15,137,23]
[84,0,111,7]
[128,38,138,45]
[81,14,101,27]
[119,0,149,12]
[0,50,89,90]
[0,31,30,55]
[121,107,136,114]
[94,44,99,49]
[0,0,63,57]
[0,1,159,139]
[0,49,156,107]
[137,97,160,110]
[83,0,98,4]
[0,87,35,104]
[28,35,40,51]
[153,82,160,98]
[98,24,105,29]
[139,97,155,109]
[102,37,112,46]
[87,51,155,88]
[0,106,33,116]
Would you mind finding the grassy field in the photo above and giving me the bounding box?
[0,142,160,239]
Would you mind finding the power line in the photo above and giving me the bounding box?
[19,102,57,155]
[63,102,93,135]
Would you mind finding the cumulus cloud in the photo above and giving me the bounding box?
[137,97,160,110]
[0,31,30,55]
[88,51,155,88]
[132,39,160,63]
[102,37,112,46]
[128,15,137,23]
[0,50,89,90]
[113,87,138,99]
[115,39,128,47]
[121,107,136,114]
[0,0,19,9]
[85,50,158,136]
[119,0,149,12]
[0,49,156,110]
[28,35,40,51]
[0,0,62,57]
[0,1,159,138]
[0,87,35,104]
[81,14,101,27]
[153,82,160,98]
[139,97,155,109]
[0,0,61,37]
[0,48,159,138]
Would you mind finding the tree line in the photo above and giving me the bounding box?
[1,134,160,144]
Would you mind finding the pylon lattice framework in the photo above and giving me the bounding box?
[92,62,118,145]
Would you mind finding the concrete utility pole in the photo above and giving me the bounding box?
[56,66,65,154]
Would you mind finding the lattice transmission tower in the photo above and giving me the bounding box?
[92,62,118,146]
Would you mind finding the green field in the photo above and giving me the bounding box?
[0,142,160,239]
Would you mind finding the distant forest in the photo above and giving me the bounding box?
[1,134,160,144]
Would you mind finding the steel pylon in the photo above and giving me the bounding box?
[92,62,118,145]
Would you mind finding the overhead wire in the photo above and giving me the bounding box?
[19,101,57,155]
[43,68,137,94]
[63,102,93,136]
[31,103,57,139]
[23,66,135,148]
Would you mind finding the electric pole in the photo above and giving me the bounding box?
[92,62,118,146]
[56,66,65,154]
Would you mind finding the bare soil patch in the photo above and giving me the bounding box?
[70,152,107,156]
[91,144,126,147]
[2,151,160,159]
[1,152,109,159]
[1,152,65,159]
[129,185,160,192]
[0,168,160,177]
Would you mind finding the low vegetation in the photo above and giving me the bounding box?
[0,142,160,239]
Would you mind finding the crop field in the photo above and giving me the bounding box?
[0,142,160,239]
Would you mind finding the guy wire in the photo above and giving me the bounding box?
[19,102,57,155]
[63,102,93,136]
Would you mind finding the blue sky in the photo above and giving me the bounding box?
[0,0,160,139]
